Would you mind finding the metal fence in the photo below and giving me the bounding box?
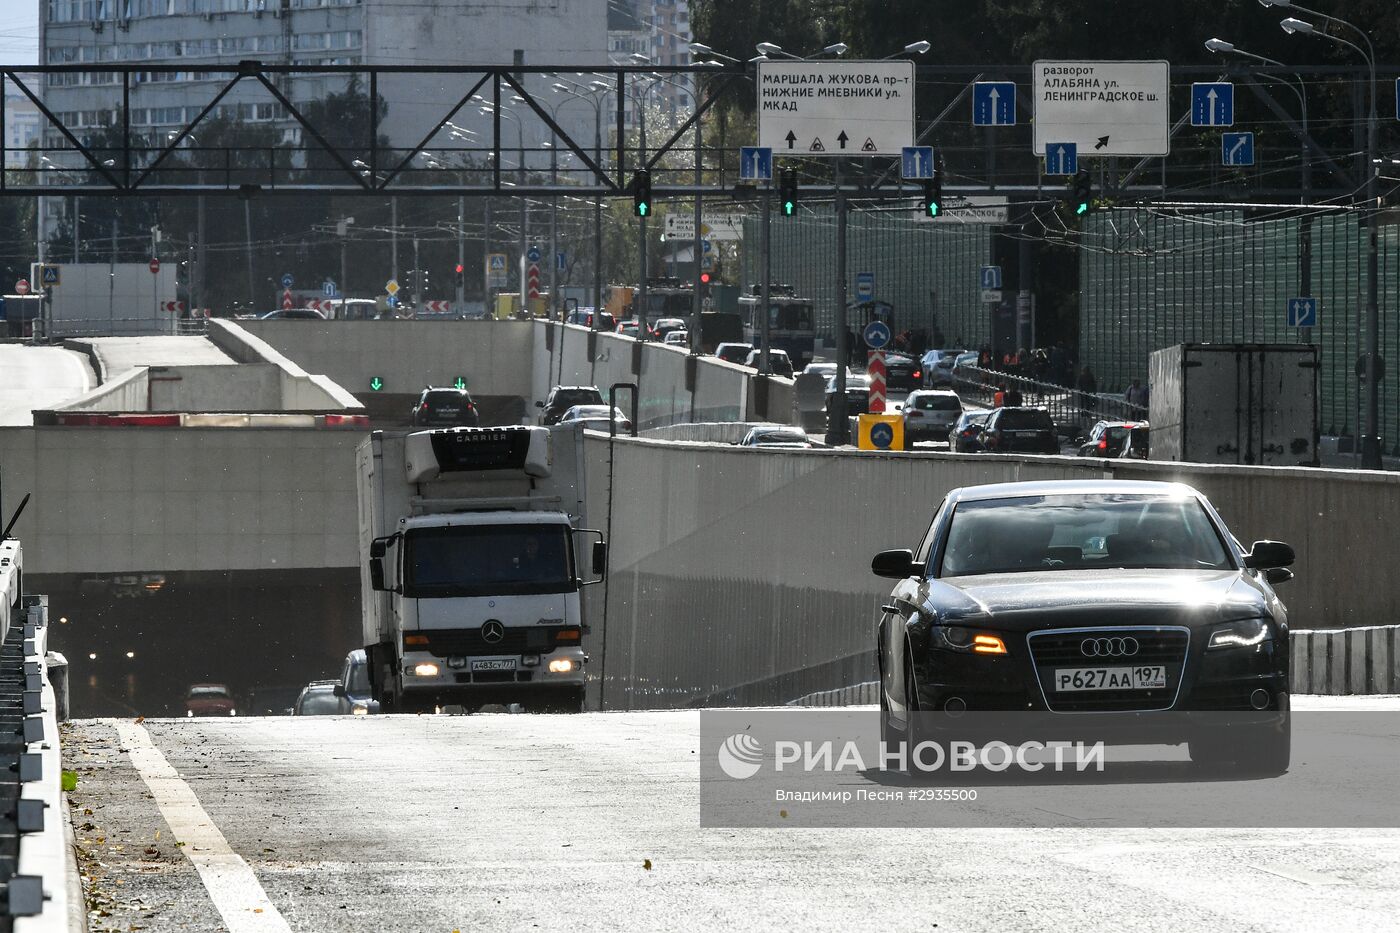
[951,364,1143,433]
[1080,209,1400,450]
[740,206,993,349]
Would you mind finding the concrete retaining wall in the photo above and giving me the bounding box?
[147,364,280,411]
[1291,625,1400,695]
[585,436,1400,709]
[53,366,148,412]
[533,322,796,429]
[233,319,533,404]
[207,320,362,412]
[642,422,774,444]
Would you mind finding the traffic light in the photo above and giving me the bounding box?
[632,170,651,218]
[454,263,465,289]
[921,172,943,218]
[778,168,797,216]
[1070,169,1093,216]
[699,270,712,298]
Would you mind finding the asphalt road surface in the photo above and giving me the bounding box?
[64,700,1400,933]
[0,344,93,424]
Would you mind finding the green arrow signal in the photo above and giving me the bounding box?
[453,377,467,390]
[369,376,384,391]
[1076,202,1089,216]
[637,202,649,217]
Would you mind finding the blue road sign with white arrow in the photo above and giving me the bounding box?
[323,280,337,297]
[1222,132,1254,167]
[901,146,934,179]
[863,319,891,350]
[1045,142,1077,176]
[1287,297,1318,328]
[972,81,1016,127]
[527,245,541,263]
[740,146,773,181]
[1191,83,1234,127]
[980,266,1003,290]
[869,422,895,450]
[280,273,294,289]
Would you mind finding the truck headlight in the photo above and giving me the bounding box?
[413,662,440,676]
[1208,618,1270,650]
[548,658,575,673]
[352,704,369,716]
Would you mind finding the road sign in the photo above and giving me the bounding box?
[385,278,400,296]
[1032,60,1170,157]
[386,295,399,308]
[855,271,875,302]
[453,377,467,390]
[756,60,916,157]
[14,279,28,295]
[281,289,294,311]
[527,263,540,300]
[915,195,1010,225]
[1044,142,1078,176]
[663,213,745,242]
[858,413,903,451]
[1287,297,1318,328]
[422,300,453,314]
[900,146,935,180]
[486,253,508,290]
[148,258,161,275]
[862,319,891,350]
[867,351,888,414]
[40,265,60,286]
[556,251,567,272]
[368,376,384,391]
[527,245,542,264]
[739,146,773,181]
[280,273,293,289]
[322,280,337,297]
[1222,131,1255,167]
[1191,82,1234,127]
[973,81,1017,126]
[981,289,1004,304]
[160,300,185,313]
[980,265,1003,290]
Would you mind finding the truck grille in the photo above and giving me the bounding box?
[413,627,561,656]
[1028,627,1189,712]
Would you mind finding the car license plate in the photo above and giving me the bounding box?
[470,658,517,672]
[1054,666,1167,691]
[437,408,460,416]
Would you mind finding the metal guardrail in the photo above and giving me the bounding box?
[950,364,1146,432]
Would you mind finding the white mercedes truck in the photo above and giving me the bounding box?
[358,424,605,713]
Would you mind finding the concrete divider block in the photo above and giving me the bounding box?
[1349,629,1370,694]
[1309,632,1331,694]
[1289,631,1311,694]
[1373,628,1392,694]
[1328,630,1348,695]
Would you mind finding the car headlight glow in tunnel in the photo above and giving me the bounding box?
[1208,618,1270,650]
[548,658,575,673]
[413,662,440,677]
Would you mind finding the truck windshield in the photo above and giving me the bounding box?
[403,524,574,597]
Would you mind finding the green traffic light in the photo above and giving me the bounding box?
[1076,202,1089,215]
[637,202,649,217]
[928,203,939,217]
[453,377,467,390]
[783,200,794,215]
[369,376,384,391]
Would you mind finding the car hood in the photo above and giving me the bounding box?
[918,569,1269,631]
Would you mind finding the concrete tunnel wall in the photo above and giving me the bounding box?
[582,435,1400,709]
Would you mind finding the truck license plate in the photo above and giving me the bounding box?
[1054,666,1167,691]
[470,658,517,672]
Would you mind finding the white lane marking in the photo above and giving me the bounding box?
[1252,863,1352,886]
[113,720,292,933]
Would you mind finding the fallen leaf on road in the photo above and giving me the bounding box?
[134,716,145,724]
[642,859,652,870]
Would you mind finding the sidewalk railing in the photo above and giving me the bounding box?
[950,365,1146,432]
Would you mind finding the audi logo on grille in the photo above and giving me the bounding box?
[1080,636,1140,658]
[481,620,505,644]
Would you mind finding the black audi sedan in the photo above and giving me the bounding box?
[873,480,1294,772]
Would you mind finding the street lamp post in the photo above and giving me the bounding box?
[554,81,607,329]
[1274,4,1382,467]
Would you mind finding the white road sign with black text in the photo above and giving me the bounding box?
[757,61,915,157]
[1032,60,1170,157]
[913,195,1010,225]
[664,213,746,242]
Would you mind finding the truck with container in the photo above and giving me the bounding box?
[358,423,606,713]
[1148,343,1318,466]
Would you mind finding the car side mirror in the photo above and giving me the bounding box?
[1264,567,1294,586]
[592,540,608,575]
[871,548,923,579]
[1243,540,1295,570]
[332,684,347,698]
[1072,436,1087,445]
[369,557,386,591]
[535,400,545,408]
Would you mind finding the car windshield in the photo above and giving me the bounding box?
[345,663,370,694]
[753,431,807,444]
[188,686,229,698]
[938,493,1233,577]
[403,523,574,597]
[551,389,601,409]
[912,395,961,412]
[298,692,341,715]
[425,392,469,411]
[997,409,1053,430]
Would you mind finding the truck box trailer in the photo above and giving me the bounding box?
[1148,343,1319,466]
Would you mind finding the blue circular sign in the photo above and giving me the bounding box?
[527,245,542,263]
[280,273,294,289]
[870,422,894,449]
[863,320,891,350]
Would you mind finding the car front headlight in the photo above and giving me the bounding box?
[1208,618,1271,650]
[931,626,1007,655]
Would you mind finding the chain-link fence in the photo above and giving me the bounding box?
[1080,209,1400,449]
[740,206,993,350]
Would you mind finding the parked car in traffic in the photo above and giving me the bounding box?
[558,404,633,433]
[714,342,754,364]
[1076,420,1147,458]
[902,390,964,445]
[883,352,921,392]
[800,360,853,382]
[616,319,648,339]
[565,309,616,331]
[333,648,379,715]
[979,407,1059,454]
[738,425,815,449]
[872,479,1294,775]
[411,386,479,428]
[826,373,873,418]
[1119,425,1151,459]
[948,411,991,452]
[185,683,237,718]
[921,349,966,387]
[292,680,344,716]
[663,330,689,346]
[651,317,687,342]
[743,348,794,377]
[259,308,325,320]
[537,385,604,425]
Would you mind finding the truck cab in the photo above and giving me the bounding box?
[359,425,604,713]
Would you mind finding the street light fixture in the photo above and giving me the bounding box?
[1279,17,1313,34]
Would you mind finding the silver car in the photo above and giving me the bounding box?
[902,390,964,443]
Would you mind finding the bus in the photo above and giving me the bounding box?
[736,285,817,369]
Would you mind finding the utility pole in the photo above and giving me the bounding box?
[337,216,353,314]
[548,144,558,320]
[691,115,702,353]
[456,195,466,310]
[412,236,421,309]
[592,102,603,329]
[390,197,399,288]
[244,200,255,309]
[72,196,79,263]
[195,195,206,317]
[827,163,850,446]
[760,182,771,375]
[1361,84,1381,468]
